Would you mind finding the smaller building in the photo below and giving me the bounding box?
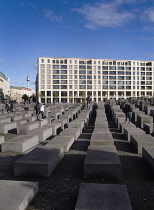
[10,86,35,102]
[0,71,10,102]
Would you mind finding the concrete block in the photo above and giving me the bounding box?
[68,120,84,133]
[1,135,38,152]
[130,134,154,154]
[44,122,61,135]
[75,183,132,210]
[93,127,110,133]
[0,122,17,134]
[136,115,153,129]
[29,126,52,142]
[0,180,38,210]
[84,145,121,180]
[119,123,136,134]
[14,146,64,177]
[0,118,11,123]
[124,127,145,141]
[17,121,39,135]
[143,123,154,134]
[46,135,74,152]
[142,146,154,175]
[0,135,4,144]
[60,127,81,140]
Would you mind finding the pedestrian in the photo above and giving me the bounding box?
[5,102,11,114]
[39,103,45,120]
[123,101,132,124]
[34,102,40,120]
[86,95,91,109]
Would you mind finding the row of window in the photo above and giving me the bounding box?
[40,59,152,67]
[42,85,153,90]
[40,64,153,71]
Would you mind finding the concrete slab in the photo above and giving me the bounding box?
[84,145,121,180]
[1,135,38,152]
[14,146,64,177]
[60,127,81,140]
[93,127,110,133]
[0,135,4,144]
[46,136,74,152]
[44,122,61,135]
[119,123,136,134]
[130,134,154,154]
[29,126,52,142]
[75,183,132,210]
[0,122,17,134]
[142,146,154,176]
[17,121,39,135]
[124,127,145,141]
[0,180,39,210]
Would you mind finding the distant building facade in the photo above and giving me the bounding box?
[10,86,35,102]
[0,71,10,102]
[37,57,154,103]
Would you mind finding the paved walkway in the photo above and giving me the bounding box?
[0,109,154,209]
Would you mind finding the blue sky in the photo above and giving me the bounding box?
[0,0,154,90]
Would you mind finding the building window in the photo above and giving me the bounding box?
[61,75,67,79]
[47,91,51,96]
[79,80,86,84]
[79,66,86,69]
[53,70,59,74]
[79,85,86,89]
[61,70,67,74]
[47,85,51,89]
[61,80,67,84]
[53,85,59,89]
[87,76,92,79]
[41,59,44,63]
[47,59,50,63]
[53,75,59,79]
[53,65,59,69]
[61,65,67,69]
[53,80,59,84]
[102,66,108,70]
[87,85,92,89]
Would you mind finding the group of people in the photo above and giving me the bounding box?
[34,102,45,120]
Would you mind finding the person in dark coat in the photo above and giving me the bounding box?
[123,102,132,124]
[86,95,91,109]
[34,102,41,120]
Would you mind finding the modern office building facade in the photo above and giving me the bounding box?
[37,57,154,103]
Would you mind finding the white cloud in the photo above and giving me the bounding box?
[73,1,135,29]
[43,9,63,22]
[141,8,154,23]
[0,58,5,62]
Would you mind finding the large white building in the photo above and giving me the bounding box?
[0,71,10,102]
[37,57,154,103]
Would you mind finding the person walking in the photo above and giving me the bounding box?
[34,102,40,120]
[123,101,132,124]
[39,103,45,120]
[5,102,11,115]
[86,95,91,109]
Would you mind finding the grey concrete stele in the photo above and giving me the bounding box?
[84,145,121,180]
[75,183,132,210]
[14,146,64,177]
[0,180,38,210]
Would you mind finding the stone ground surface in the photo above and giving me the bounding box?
[0,107,154,210]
